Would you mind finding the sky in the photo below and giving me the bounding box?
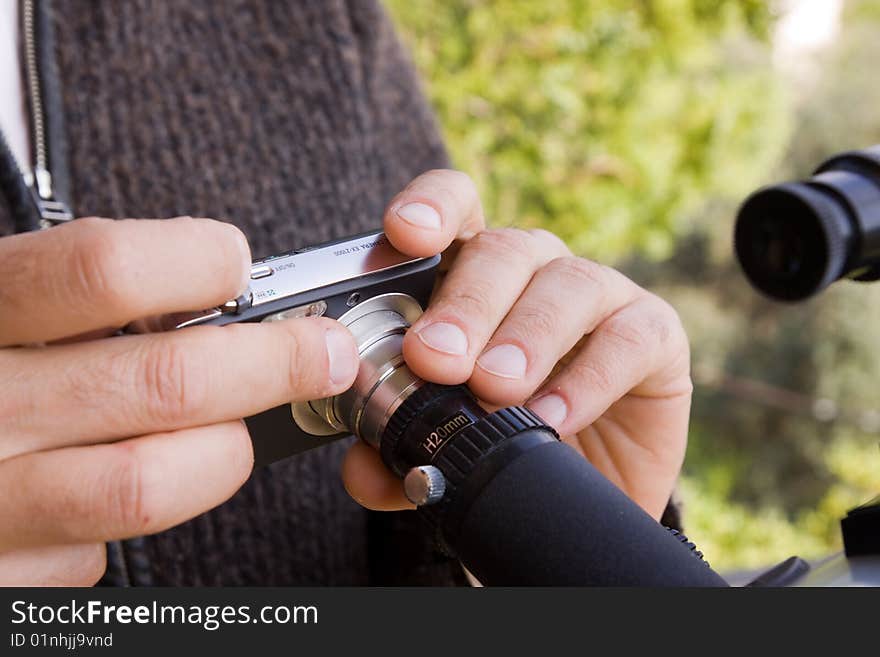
[773,0,845,74]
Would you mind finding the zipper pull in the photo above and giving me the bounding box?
[30,166,73,229]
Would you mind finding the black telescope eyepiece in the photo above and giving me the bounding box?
[734,146,880,301]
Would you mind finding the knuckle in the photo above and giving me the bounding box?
[67,218,133,316]
[572,357,617,393]
[0,358,28,435]
[137,339,203,425]
[95,445,150,536]
[527,228,570,252]
[281,323,315,394]
[546,256,609,288]
[0,237,39,311]
[445,280,496,326]
[647,295,691,367]
[640,295,685,348]
[603,312,650,349]
[648,296,684,343]
[468,228,534,261]
[285,335,304,393]
[64,350,122,421]
[603,296,683,351]
[511,302,559,342]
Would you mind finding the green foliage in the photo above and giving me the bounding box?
[386,0,790,260]
[678,476,829,572]
[683,433,878,572]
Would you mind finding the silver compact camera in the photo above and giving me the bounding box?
[173,231,439,466]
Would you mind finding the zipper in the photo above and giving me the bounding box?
[21,0,72,229]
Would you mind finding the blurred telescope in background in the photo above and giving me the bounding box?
[735,146,880,301]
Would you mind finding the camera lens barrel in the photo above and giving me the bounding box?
[380,382,556,546]
[291,293,425,445]
[735,146,880,301]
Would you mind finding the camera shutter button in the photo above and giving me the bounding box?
[250,266,273,279]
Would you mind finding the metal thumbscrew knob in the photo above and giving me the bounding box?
[403,465,447,506]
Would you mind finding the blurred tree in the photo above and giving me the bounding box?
[385,0,790,260]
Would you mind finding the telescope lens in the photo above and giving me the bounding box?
[734,183,850,301]
[734,146,880,301]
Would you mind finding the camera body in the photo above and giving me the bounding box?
[172,231,439,465]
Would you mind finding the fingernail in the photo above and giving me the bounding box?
[325,328,358,385]
[477,344,528,379]
[416,322,468,355]
[527,393,568,428]
[396,202,442,230]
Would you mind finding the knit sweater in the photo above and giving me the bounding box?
[0,0,465,585]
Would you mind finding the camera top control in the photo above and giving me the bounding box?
[172,231,434,330]
[250,265,273,280]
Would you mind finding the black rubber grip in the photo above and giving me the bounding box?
[417,407,556,549]
[446,437,728,586]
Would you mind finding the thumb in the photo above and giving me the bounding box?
[383,169,485,258]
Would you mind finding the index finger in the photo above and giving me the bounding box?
[383,169,486,258]
[0,216,250,346]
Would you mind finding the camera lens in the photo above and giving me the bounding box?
[734,147,880,301]
[290,293,425,445]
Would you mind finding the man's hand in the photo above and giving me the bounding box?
[0,217,360,585]
[342,170,691,521]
